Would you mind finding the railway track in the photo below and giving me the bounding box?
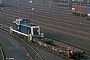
[0,13,90,46]
[0,5,90,30]
[0,0,87,19]
[0,44,4,60]
[11,33,44,60]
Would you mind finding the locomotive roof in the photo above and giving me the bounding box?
[13,18,30,24]
[15,18,30,22]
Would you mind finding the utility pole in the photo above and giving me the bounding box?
[29,0,33,17]
[68,0,70,9]
[12,0,13,6]
[49,0,52,10]
[59,0,61,10]
[80,0,82,26]
[43,0,46,14]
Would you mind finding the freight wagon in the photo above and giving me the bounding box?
[33,38,85,59]
[54,1,69,6]
[53,0,83,7]
[72,5,90,19]
[52,0,84,2]
[10,18,43,41]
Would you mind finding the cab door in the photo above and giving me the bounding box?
[33,28,39,35]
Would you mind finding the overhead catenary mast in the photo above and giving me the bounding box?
[18,0,20,18]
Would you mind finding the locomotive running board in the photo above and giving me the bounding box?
[10,28,28,36]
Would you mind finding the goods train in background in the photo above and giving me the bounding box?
[10,18,85,59]
[52,0,90,7]
[52,0,89,3]
[72,5,90,20]
[0,0,3,7]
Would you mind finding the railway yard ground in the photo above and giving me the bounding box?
[0,30,31,60]
[0,0,90,60]
[0,29,67,60]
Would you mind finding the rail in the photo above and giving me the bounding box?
[0,44,5,60]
